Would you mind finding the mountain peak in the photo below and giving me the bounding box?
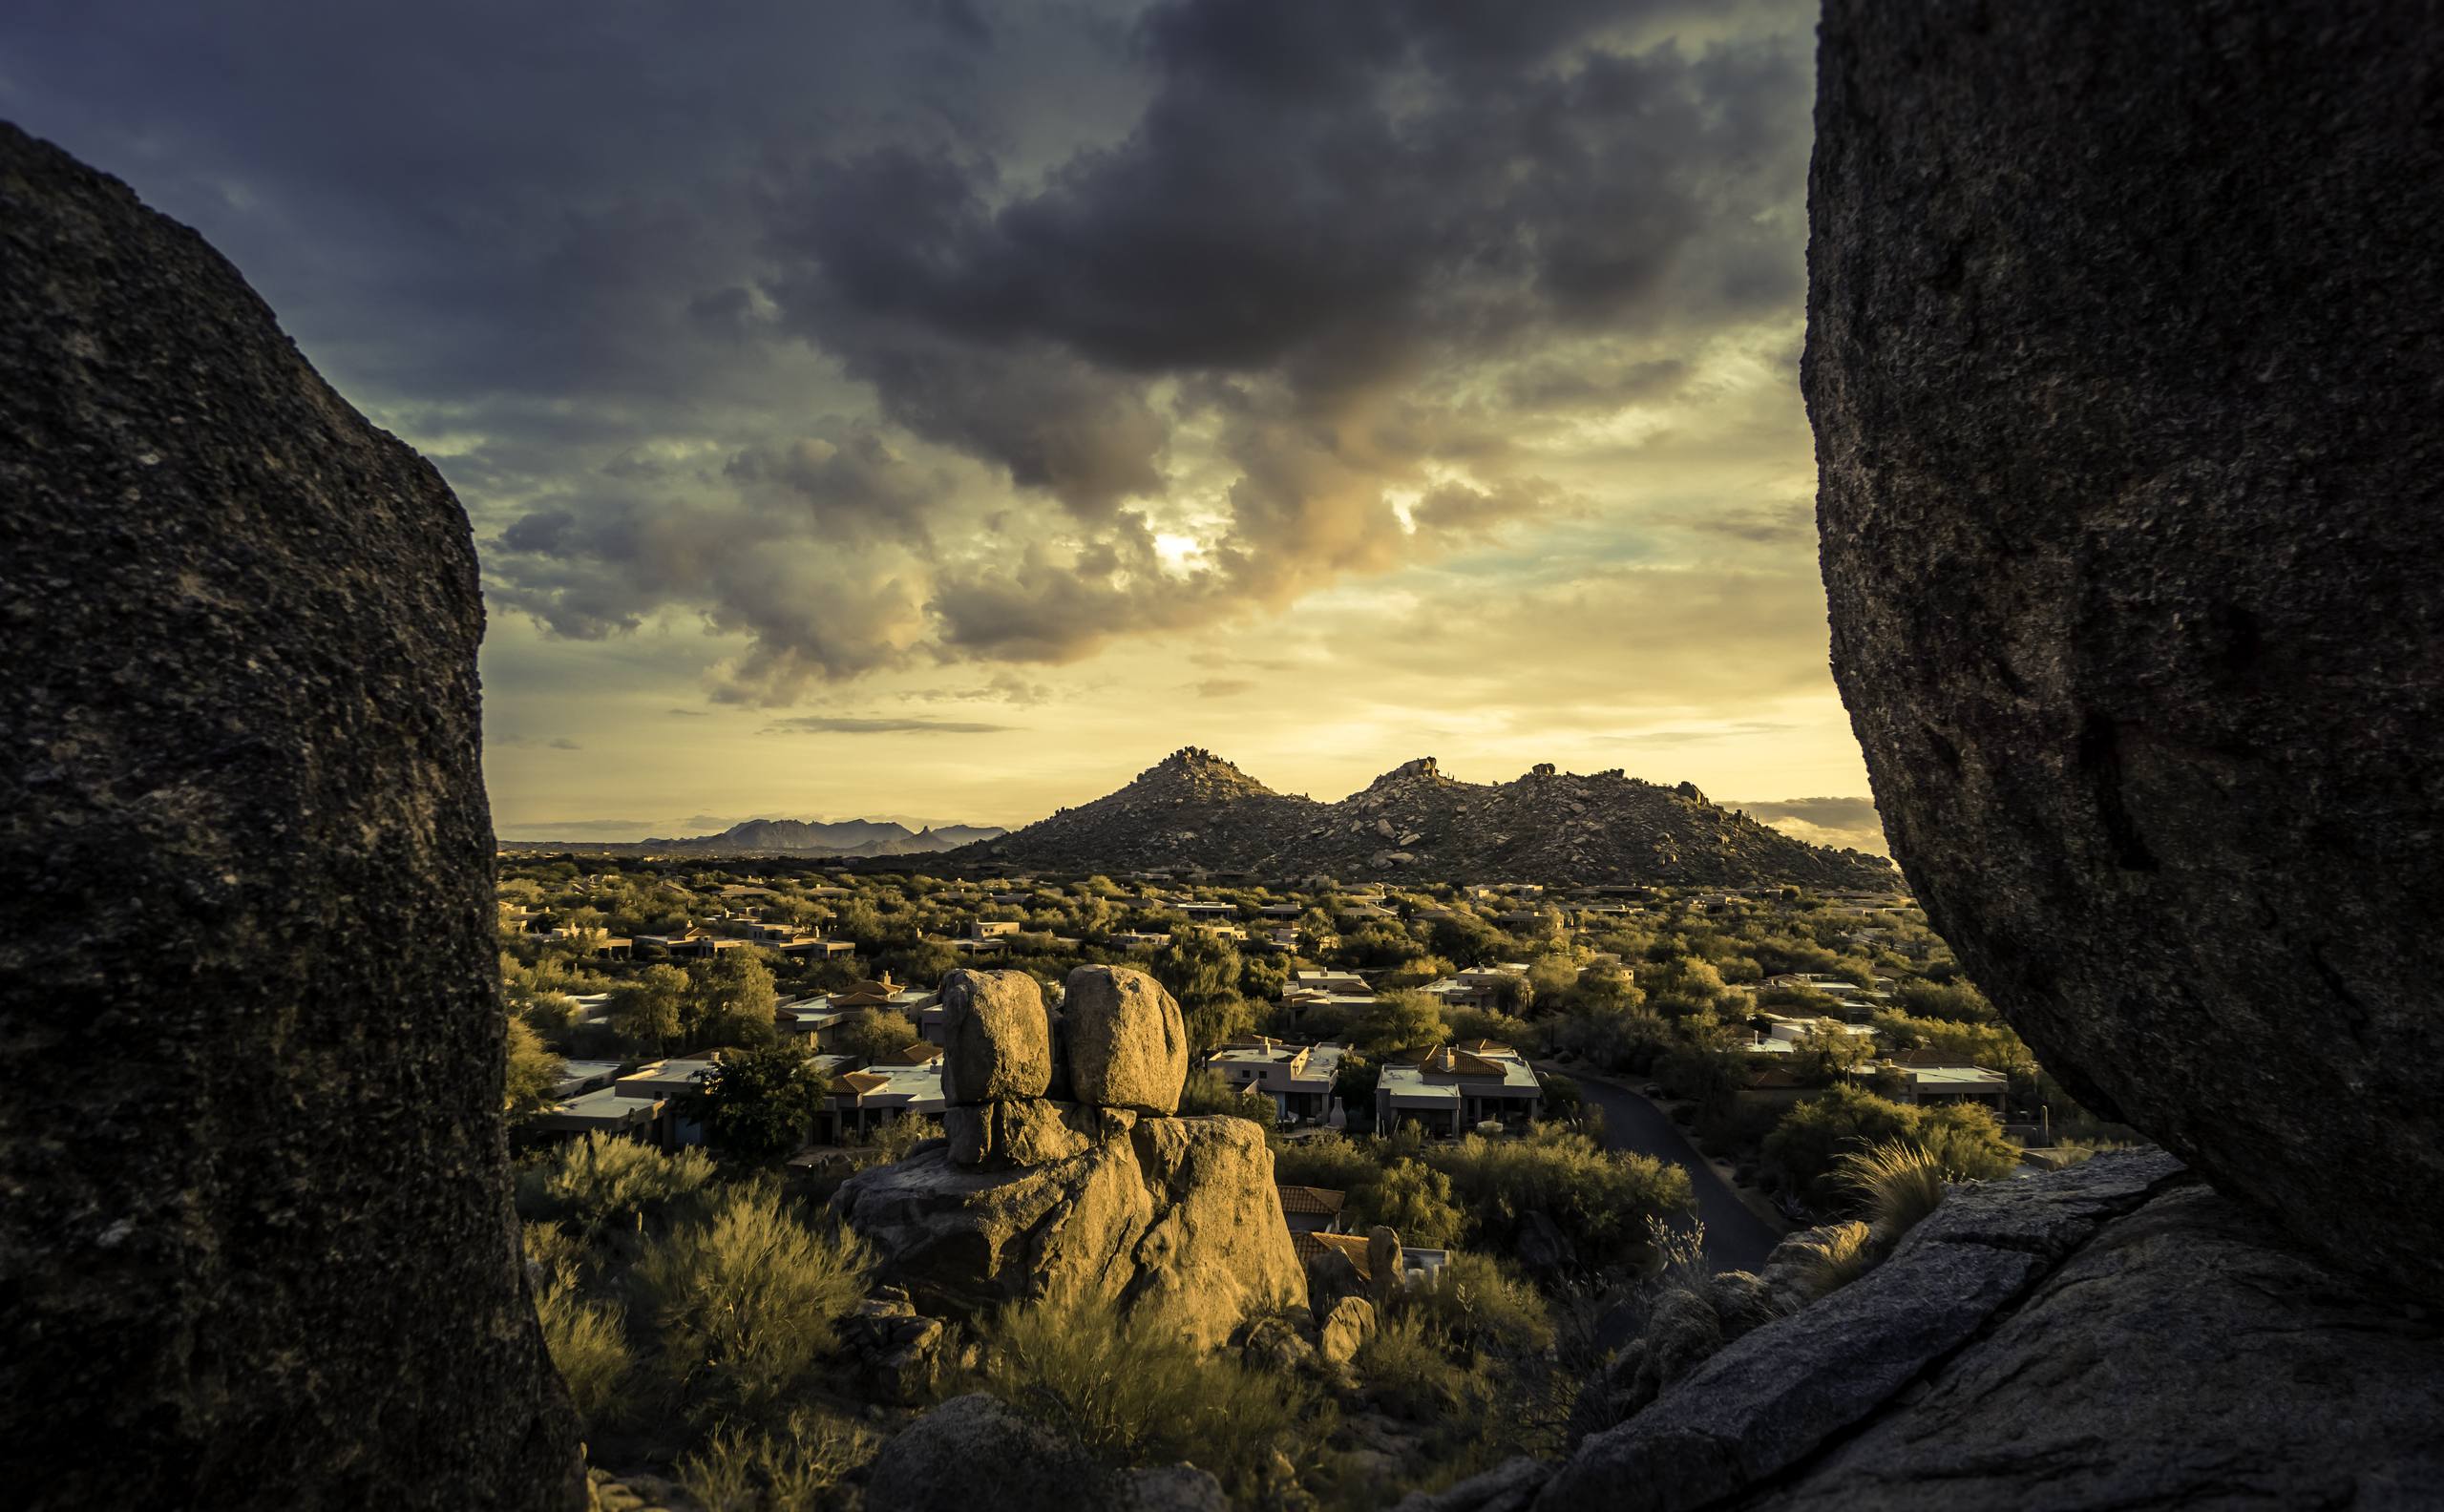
[1368,756,1449,788]
[1132,747,1278,799]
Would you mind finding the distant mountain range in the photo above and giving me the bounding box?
[500,816,1008,858]
[942,748,1899,889]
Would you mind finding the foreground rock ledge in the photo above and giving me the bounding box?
[1403,1155,2444,1512]
[0,123,581,1506]
[1804,0,2444,1294]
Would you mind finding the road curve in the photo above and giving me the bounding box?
[1550,1064,1783,1273]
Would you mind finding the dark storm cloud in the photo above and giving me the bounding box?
[0,0,1816,699]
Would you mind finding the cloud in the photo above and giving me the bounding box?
[1735,796,1890,854]
[1192,677,1254,699]
[758,715,1014,735]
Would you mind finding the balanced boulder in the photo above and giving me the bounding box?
[1063,965,1190,1115]
[939,968,1054,1104]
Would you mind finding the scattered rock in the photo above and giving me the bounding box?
[939,969,1054,1105]
[1807,0,2444,1294]
[1063,965,1189,1115]
[1317,1295,1377,1368]
[0,123,581,1508]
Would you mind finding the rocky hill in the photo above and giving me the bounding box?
[951,748,1895,889]
[506,817,1007,858]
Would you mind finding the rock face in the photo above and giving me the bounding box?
[1064,965,1189,1115]
[0,124,580,1508]
[836,968,1302,1348]
[1806,1,2444,1293]
[939,968,1055,1104]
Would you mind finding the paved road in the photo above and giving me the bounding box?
[1554,1065,1782,1273]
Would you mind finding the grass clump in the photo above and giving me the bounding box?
[979,1291,1329,1502]
[1779,1219,1879,1299]
[635,1181,874,1425]
[1838,1138,1953,1243]
[675,1410,875,1512]
[535,1275,633,1430]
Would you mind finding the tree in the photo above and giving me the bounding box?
[504,1015,563,1116]
[681,1043,828,1158]
[840,1007,918,1064]
[1358,989,1448,1055]
[1791,1022,1876,1083]
[1183,993,1259,1055]
[1152,930,1242,1011]
[689,952,779,1049]
[1429,912,1507,967]
[612,964,691,1055]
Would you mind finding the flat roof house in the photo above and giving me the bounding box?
[1375,1040,1543,1135]
[825,1061,945,1139]
[1206,1039,1349,1126]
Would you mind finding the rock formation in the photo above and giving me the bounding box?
[0,124,581,1507]
[950,747,1895,889]
[1806,0,2444,1294]
[832,966,1305,1349]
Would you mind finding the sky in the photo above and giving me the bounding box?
[0,0,1887,852]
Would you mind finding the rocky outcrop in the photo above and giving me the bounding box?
[1806,0,2444,1293]
[0,124,581,1507]
[1413,1154,2444,1512]
[951,747,1894,888]
[866,1395,1228,1512]
[832,969,1304,1349]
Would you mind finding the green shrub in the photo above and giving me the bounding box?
[677,1410,877,1512]
[516,1134,716,1237]
[535,1275,632,1430]
[980,1291,1328,1502]
[1402,1252,1552,1360]
[1359,1159,1466,1248]
[1178,1066,1273,1125]
[634,1183,874,1425]
[1354,1312,1470,1420]
[1272,1132,1384,1195]
[1422,1126,1694,1270]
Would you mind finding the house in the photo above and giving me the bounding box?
[1176,901,1238,920]
[824,1060,945,1140]
[969,918,1022,939]
[1110,931,1172,951]
[1735,1066,1818,1108]
[1276,1184,1348,1239]
[1287,969,1370,997]
[1418,963,1529,1011]
[548,1060,624,1100]
[1296,1228,1451,1289]
[609,1057,723,1146]
[1876,1052,2010,1111]
[635,928,752,959]
[1257,902,1305,919]
[1375,1040,1543,1134]
[529,1084,661,1141]
[1205,1039,1349,1125]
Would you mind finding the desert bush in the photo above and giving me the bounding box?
[1355,1312,1471,1420]
[533,1269,632,1430]
[634,1183,874,1425]
[1359,1159,1467,1248]
[1178,1066,1274,1125]
[1422,1127,1694,1271]
[516,1134,715,1237]
[853,1113,935,1163]
[677,1410,876,1512]
[980,1292,1327,1501]
[1402,1252,1552,1360]
[1273,1132,1385,1195]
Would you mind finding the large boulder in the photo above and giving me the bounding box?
[939,968,1054,1104]
[1063,965,1189,1115]
[0,125,581,1505]
[1806,0,2444,1293]
[831,1112,1305,1350]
